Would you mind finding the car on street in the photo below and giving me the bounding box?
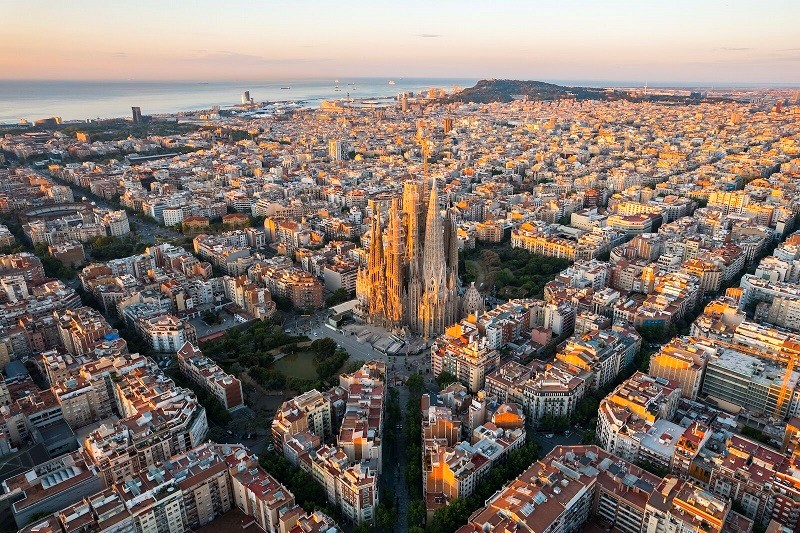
[545,433,554,439]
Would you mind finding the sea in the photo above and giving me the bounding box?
[2,77,793,125]
[0,78,478,124]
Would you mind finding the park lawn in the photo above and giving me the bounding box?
[272,351,321,380]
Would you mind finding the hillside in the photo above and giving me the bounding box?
[439,79,722,105]
[439,79,607,104]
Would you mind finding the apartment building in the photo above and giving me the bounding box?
[19,444,298,533]
[456,445,740,533]
[135,314,197,353]
[272,389,334,456]
[485,360,589,422]
[3,451,103,529]
[56,306,116,356]
[51,372,113,429]
[222,274,277,320]
[702,345,800,419]
[597,372,683,467]
[302,445,379,525]
[555,325,641,390]
[512,222,623,261]
[84,359,208,486]
[271,361,384,525]
[176,342,244,411]
[648,337,715,400]
[431,321,500,393]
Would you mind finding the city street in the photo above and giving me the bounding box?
[35,167,180,244]
[531,428,584,456]
[386,383,411,533]
[289,311,422,530]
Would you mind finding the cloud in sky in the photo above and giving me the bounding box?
[2,1,799,83]
[191,51,332,66]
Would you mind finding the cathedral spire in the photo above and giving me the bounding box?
[367,201,386,323]
[403,181,421,274]
[384,197,404,328]
[422,180,444,278]
[420,180,448,339]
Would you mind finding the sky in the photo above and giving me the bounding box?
[2,0,800,84]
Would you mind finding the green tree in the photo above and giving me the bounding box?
[353,524,370,533]
[541,414,569,432]
[344,359,366,373]
[407,373,425,399]
[315,351,348,381]
[376,503,396,532]
[325,288,352,308]
[408,499,427,528]
[636,460,670,478]
[310,338,337,358]
[201,310,221,325]
[260,452,329,512]
[427,498,471,533]
[637,323,666,343]
[435,371,458,389]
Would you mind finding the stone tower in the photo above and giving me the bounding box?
[419,182,449,339]
[462,282,485,318]
[366,201,386,324]
[358,180,460,339]
[444,205,461,326]
[384,197,404,329]
[403,181,423,333]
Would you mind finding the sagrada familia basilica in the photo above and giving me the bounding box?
[355,179,469,339]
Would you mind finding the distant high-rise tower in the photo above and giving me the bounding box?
[131,106,142,123]
[443,117,453,134]
[328,139,345,161]
[241,91,251,105]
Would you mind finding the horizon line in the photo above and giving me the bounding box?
[1,77,799,88]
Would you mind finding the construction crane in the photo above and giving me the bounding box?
[775,355,796,419]
[415,124,431,179]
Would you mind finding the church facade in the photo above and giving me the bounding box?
[355,180,460,339]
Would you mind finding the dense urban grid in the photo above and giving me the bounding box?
[0,83,799,533]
